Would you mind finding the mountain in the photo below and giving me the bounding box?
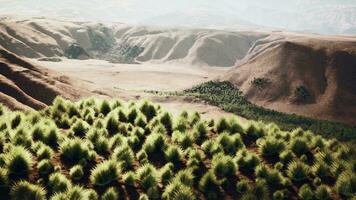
[222,33,356,124]
[0,47,90,110]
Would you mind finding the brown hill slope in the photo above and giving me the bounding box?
[223,34,356,125]
[0,47,90,110]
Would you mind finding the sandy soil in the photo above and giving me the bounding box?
[31,58,238,120]
[32,58,228,91]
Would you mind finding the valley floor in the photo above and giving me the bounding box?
[32,59,237,120]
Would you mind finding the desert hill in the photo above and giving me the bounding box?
[0,16,267,67]
[0,47,90,110]
[223,33,356,124]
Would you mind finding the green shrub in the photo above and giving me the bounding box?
[10,128,32,148]
[236,150,260,174]
[192,122,208,144]
[236,179,250,194]
[138,194,149,200]
[160,163,174,186]
[164,145,183,164]
[172,131,194,149]
[0,167,9,189]
[216,132,244,155]
[211,153,236,178]
[240,180,269,200]
[128,107,138,124]
[70,120,89,137]
[311,162,333,179]
[272,190,285,200]
[10,181,46,200]
[140,101,157,122]
[255,164,285,188]
[287,161,310,182]
[199,171,220,199]
[136,164,158,191]
[111,145,134,169]
[49,186,88,200]
[229,118,244,134]
[201,139,222,156]
[298,184,314,200]
[335,171,356,198]
[216,118,230,133]
[135,114,147,128]
[290,138,310,156]
[259,137,285,158]
[70,165,84,181]
[160,112,173,134]
[11,113,23,129]
[123,171,136,186]
[106,114,119,135]
[87,189,99,200]
[163,182,195,200]
[315,185,331,200]
[174,118,190,133]
[5,146,32,178]
[102,187,119,200]
[37,159,54,176]
[90,160,120,186]
[172,169,194,187]
[142,133,166,154]
[244,123,265,140]
[279,150,296,164]
[48,172,71,193]
[100,100,111,115]
[59,138,91,164]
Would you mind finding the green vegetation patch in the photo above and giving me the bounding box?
[183,81,356,142]
[0,97,354,199]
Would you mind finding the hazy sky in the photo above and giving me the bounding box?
[1,0,354,21]
[1,0,356,34]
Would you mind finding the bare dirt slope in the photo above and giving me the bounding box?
[223,33,356,125]
[0,16,267,67]
[0,47,91,110]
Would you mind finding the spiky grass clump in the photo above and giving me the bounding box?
[216,117,230,133]
[106,114,120,135]
[10,128,32,148]
[37,159,54,176]
[172,131,194,149]
[48,172,71,193]
[90,160,120,186]
[192,122,208,144]
[236,179,250,194]
[315,185,331,200]
[0,168,9,190]
[216,132,244,155]
[140,101,157,122]
[298,184,314,200]
[258,137,286,158]
[163,180,195,200]
[36,145,53,160]
[211,153,237,178]
[290,138,310,156]
[10,181,46,200]
[111,145,135,170]
[136,164,158,191]
[311,162,333,179]
[59,138,91,164]
[160,112,173,134]
[235,149,260,174]
[241,180,269,200]
[287,161,310,182]
[255,164,285,188]
[160,163,174,186]
[70,165,84,181]
[335,171,356,198]
[49,186,89,200]
[100,100,111,115]
[199,171,220,199]
[201,139,222,157]
[70,119,89,137]
[142,133,166,154]
[164,145,183,164]
[123,171,136,186]
[102,187,119,200]
[5,146,32,178]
